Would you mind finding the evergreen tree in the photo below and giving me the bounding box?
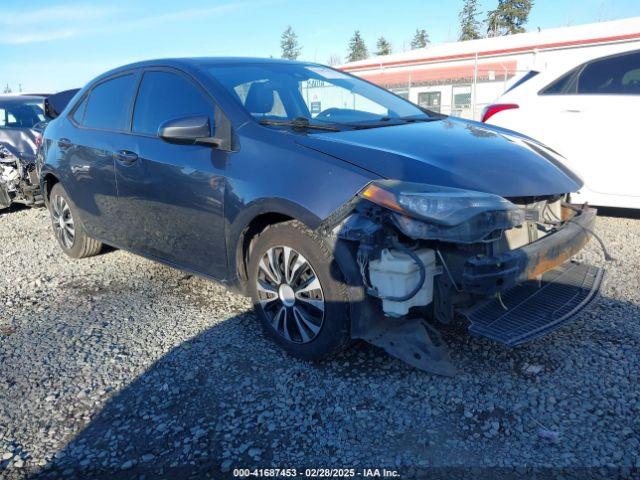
[375,37,392,56]
[410,29,430,49]
[486,0,533,37]
[347,30,369,62]
[3,84,12,94]
[459,0,481,41]
[280,26,301,60]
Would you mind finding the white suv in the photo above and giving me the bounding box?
[483,49,640,209]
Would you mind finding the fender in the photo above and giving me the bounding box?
[226,197,322,292]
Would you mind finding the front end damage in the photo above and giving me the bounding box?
[0,142,42,209]
[321,180,605,375]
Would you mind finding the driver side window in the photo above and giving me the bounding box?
[132,70,212,136]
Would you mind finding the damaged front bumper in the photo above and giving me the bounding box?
[463,205,597,295]
[327,191,605,375]
[465,260,604,346]
[0,143,43,209]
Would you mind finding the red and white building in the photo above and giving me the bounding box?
[339,17,640,120]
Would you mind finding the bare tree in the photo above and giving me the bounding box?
[327,54,342,66]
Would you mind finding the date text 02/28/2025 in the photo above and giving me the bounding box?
[232,468,400,478]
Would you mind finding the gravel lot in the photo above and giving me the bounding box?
[0,205,639,479]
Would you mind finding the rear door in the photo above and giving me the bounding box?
[491,68,583,160]
[114,68,231,279]
[60,72,138,243]
[561,50,640,198]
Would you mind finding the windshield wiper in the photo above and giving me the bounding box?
[348,116,445,130]
[259,117,340,132]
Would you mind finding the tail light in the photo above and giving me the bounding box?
[481,104,519,123]
[34,134,42,150]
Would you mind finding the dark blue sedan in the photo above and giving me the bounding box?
[38,58,603,374]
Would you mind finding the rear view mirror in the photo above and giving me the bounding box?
[158,115,220,146]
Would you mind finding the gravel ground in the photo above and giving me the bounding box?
[0,205,639,479]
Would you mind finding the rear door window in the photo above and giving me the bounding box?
[504,71,539,94]
[132,71,211,135]
[539,67,579,95]
[577,51,640,94]
[71,97,88,125]
[82,74,136,131]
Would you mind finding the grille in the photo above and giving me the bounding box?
[465,261,604,346]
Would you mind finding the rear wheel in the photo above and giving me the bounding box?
[48,183,102,258]
[248,221,352,361]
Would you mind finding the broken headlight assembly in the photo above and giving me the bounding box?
[1,143,41,208]
[359,180,524,243]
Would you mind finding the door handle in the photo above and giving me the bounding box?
[114,150,138,165]
[71,165,90,174]
[58,138,72,149]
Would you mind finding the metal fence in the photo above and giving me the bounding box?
[352,61,527,121]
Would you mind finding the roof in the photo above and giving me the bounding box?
[341,17,640,71]
[111,56,315,71]
[0,95,45,103]
[86,57,318,86]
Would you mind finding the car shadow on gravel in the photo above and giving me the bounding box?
[20,291,640,480]
[597,207,640,220]
[0,203,30,216]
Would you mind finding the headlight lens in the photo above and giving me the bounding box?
[359,180,524,243]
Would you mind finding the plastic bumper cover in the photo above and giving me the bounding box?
[462,206,596,295]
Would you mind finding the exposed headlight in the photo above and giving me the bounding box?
[359,180,524,243]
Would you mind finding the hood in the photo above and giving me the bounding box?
[296,118,581,198]
[0,128,38,162]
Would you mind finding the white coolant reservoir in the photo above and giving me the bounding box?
[368,248,440,317]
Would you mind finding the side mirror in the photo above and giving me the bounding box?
[158,115,220,146]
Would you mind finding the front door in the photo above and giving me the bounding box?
[114,69,230,279]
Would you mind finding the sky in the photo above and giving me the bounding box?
[2,0,640,92]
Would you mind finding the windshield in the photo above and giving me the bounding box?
[204,63,429,125]
[0,100,45,129]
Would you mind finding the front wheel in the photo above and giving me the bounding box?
[48,183,102,258]
[247,221,353,361]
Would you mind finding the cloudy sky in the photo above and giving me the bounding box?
[2,0,639,92]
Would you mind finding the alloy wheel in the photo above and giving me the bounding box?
[51,194,75,249]
[256,246,325,343]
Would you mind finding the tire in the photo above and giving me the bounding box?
[48,183,102,259]
[247,220,354,361]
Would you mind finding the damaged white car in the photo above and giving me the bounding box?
[1,91,78,210]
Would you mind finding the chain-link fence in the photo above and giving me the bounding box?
[349,60,527,121]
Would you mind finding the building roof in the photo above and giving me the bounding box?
[341,17,640,72]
